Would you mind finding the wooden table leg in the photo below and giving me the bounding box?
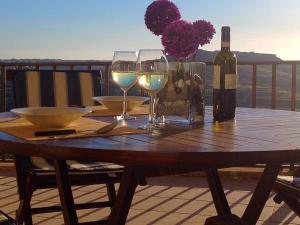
[242,163,281,225]
[205,164,281,225]
[205,168,231,216]
[109,166,139,225]
[53,160,79,225]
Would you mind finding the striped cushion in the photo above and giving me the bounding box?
[9,70,123,172]
[9,70,102,107]
[30,157,123,174]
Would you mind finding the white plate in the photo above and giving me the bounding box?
[11,107,91,128]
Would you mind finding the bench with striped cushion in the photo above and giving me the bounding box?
[273,174,300,217]
[8,70,102,108]
[277,175,300,187]
[8,69,123,172]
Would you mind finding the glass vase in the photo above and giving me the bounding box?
[156,61,206,126]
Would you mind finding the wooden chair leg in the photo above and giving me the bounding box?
[275,191,300,217]
[106,183,117,207]
[293,165,300,176]
[53,160,79,225]
[273,193,283,204]
[16,175,34,225]
[282,195,300,217]
[289,163,295,173]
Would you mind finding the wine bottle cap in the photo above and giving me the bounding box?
[222,26,231,32]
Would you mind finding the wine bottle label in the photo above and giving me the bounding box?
[213,65,236,90]
[221,41,230,48]
[225,74,236,89]
[213,65,221,89]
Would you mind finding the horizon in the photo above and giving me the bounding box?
[1,0,300,60]
[0,49,281,61]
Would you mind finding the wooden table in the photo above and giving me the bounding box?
[1,107,300,225]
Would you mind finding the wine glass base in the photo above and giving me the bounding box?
[117,114,136,121]
[138,122,165,131]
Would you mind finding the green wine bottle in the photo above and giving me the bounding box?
[213,26,237,121]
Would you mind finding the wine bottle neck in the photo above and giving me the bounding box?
[221,26,230,51]
[221,41,230,51]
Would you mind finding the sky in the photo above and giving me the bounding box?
[0,0,300,60]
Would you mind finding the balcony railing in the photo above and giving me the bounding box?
[1,59,300,112]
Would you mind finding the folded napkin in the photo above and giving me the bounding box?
[86,105,149,117]
[0,117,148,141]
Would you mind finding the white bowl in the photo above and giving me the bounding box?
[93,96,149,112]
[11,107,91,128]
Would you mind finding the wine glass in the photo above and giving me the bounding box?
[111,51,138,121]
[136,49,169,130]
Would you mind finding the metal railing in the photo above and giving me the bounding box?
[1,60,300,112]
[205,60,300,111]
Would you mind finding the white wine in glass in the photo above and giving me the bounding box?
[138,72,169,95]
[112,71,137,91]
[136,49,169,130]
[111,51,138,121]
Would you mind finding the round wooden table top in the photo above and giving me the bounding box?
[0,107,300,167]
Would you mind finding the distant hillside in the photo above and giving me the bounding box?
[234,51,281,61]
[194,49,281,62]
[0,50,282,63]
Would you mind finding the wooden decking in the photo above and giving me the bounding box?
[0,166,298,225]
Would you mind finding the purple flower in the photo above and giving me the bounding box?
[193,20,216,46]
[145,0,181,36]
[161,20,199,59]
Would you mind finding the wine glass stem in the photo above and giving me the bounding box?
[122,90,128,117]
[149,94,155,124]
